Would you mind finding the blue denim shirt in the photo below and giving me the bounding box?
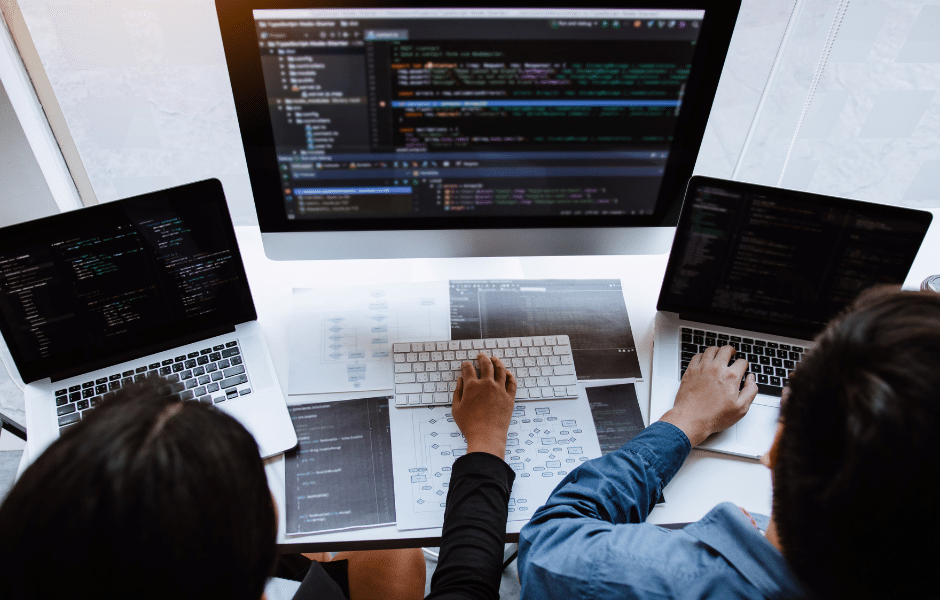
[518,421,808,599]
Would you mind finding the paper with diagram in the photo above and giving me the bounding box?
[389,395,602,531]
[288,282,450,395]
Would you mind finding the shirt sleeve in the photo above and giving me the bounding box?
[517,421,691,599]
[426,452,516,600]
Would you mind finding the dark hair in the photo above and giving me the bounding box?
[774,287,940,599]
[0,378,277,600]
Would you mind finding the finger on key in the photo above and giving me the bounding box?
[453,376,464,403]
[477,352,494,380]
[461,359,479,382]
[492,355,507,384]
[715,344,736,365]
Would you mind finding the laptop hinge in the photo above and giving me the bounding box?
[676,312,819,341]
[48,325,237,383]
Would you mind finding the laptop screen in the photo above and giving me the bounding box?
[657,177,933,339]
[0,180,256,382]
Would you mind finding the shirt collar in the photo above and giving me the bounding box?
[683,502,808,599]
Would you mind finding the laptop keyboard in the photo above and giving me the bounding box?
[54,340,252,431]
[680,327,805,397]
[392,335,578,407]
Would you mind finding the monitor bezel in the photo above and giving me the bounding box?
[217,0,742,235]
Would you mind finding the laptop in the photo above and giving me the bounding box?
[0,179,298,461]
[650,176,932,458]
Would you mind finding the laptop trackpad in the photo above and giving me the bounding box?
[735,403,778,449]
[241,335,274,391]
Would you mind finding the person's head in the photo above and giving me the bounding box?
[0,378,277,600]
[770,287,940,599]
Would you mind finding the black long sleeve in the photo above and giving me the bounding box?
[426,452,516,600]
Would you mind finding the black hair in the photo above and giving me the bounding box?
[774,287,940,599]
[0,378,277,600]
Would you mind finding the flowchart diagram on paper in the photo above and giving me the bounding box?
[289,282,450,395]
[389,396,602,530]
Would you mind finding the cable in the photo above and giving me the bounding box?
[422,548,439,559]
[777,0,851,187]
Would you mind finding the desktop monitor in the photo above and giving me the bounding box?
[216,1,741,259]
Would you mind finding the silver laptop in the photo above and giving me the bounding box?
[650,176,932,458]
[0,179,297,461]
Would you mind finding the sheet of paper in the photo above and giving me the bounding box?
[389,393,602,531]
[448,279,643,380]
[288,282,450,395]
[284,397,396,535]
[584,382,644,454]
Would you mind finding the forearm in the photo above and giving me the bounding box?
[426,453,516,600]
[518,421,691,592]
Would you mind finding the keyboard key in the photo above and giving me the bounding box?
[58,412,81,427]
[56,395,69,407]
[225,341,238,348]
[82,381,94,389]
[175,356,186,362]
[149,363,161,370]
[200,348,213,355]
[82,389,94,399]
[57,404,76,416]
[213,344,224,351]
[199,395,213,404]
[188,352,200,359]
[230,356,243,366]
[77,399,89,410]
[184,359,197,369]
[136,366,147,374]
[162,359,174,366]
[122,370,134,377]
[219,374,248,389]
[69,392,81,402]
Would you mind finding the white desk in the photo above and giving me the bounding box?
[14,213,939,550]
[225,231,715,548]
[245,209,940,551]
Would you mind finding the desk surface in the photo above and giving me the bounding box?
[172,216,940,550]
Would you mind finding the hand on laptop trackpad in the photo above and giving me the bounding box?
[735,405,778,450]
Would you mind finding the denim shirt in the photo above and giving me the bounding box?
[518,421,808,599]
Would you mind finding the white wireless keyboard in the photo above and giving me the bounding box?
[392,335,579,408]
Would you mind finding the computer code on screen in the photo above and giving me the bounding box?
[253,9,703,221]
[0,202,243,365]
[664,185,928,331]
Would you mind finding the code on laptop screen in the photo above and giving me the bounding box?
[0,180,255,382]
[659,179,932,337]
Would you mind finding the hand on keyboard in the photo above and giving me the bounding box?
[452,353,517,458]
[661,344,758,447]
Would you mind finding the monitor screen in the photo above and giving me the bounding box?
[217,1,741,259]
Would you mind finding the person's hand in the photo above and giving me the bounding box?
[660,344,757,446]
[452,353,517,458]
